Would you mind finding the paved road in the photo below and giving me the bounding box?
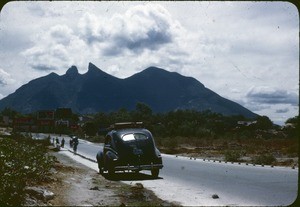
[39,134,298,206]
[160,154,298,206]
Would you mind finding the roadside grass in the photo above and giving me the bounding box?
[83,133,298,167]
[0,134,55,206]
[252,154,276,165]
[157,136,298,167]
[224,150,245,162]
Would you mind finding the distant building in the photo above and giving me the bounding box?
[1,115,12,126]
[237,120,257,127]
[55,108,78,132]
[78,115,94,127]
[37,110,55,120]
[55,119,69,127]
[12,108,79,133]
[36,110,55,132]
[13,117,37,132]
[55,108,73,119]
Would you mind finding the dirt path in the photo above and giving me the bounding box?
[47,152,120,206]
[29,151,174,206]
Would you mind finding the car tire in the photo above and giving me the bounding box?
[99,167,104,175]
[151,169,159,178]
[97,158,104,175]
[108,166,115,177]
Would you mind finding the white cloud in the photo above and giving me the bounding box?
[22,43,71,71]
[276,108,289,114]
[78,12,104,44]
[48,25,74,45]
[77,4,185,57]
[246,86,298,106]
[21,24,90,72]
[21,3,192,76]
[0,68,15,86]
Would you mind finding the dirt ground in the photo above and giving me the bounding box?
[27,151,173,206]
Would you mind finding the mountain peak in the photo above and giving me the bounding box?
[88,62,97,70]
[86,62,118,80]
[142,67,186,77]
[144,66,167,73]
[87,62,104,73]
[86,62,105,75]
[65,65,78,76]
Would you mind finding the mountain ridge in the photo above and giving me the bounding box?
[0,63,257,118]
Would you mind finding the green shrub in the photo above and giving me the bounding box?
[0,137,55,206]
[224,150,242,162]
[252,154,276,165]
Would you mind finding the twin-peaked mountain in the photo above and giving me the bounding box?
[0,63,257,118]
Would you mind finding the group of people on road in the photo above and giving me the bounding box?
[52,136,79,154]
[56,137,65,147]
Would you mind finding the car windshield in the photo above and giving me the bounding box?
[122,133,148,142]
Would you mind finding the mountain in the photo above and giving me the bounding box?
[0,63,257,118]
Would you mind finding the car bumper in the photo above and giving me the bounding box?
[114,163,163,171]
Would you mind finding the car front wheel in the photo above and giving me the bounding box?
[99,167,104,175]
[97,159,104,175]
[108,166,115,177]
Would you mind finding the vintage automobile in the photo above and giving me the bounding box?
[96,122,163,177]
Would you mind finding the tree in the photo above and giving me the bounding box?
[0,107,19,118]
[94,112,110,127]
[83,122,98,136]
[255,116,273,130]
[133,102,153,122]
[114,108,131,122]
[285,116,299,126]
[284,116,299,139]
[135,102,152,116]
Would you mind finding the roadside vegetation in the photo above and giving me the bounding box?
[0,134,55,206]
[1,103,298,167]
[82,103,298,167]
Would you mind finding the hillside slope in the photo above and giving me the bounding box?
[0,63,257,118]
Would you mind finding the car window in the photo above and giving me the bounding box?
[122,134,135,141]
[134,133,148,140]
[122,133,148,141]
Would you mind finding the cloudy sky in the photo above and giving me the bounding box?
[0,1,298,125]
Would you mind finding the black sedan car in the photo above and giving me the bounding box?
[96,122,163,177]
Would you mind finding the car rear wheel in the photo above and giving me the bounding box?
[151,169,159,178]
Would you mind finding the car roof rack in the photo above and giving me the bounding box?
[109,122,144,130]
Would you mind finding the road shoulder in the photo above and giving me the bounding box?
[25,149,174,206]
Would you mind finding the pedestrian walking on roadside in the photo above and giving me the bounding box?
[61,138,65,148]
[55,137,60,150]
[55,137,60,145]
[73,137,79,154]
[69,138,73,147]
